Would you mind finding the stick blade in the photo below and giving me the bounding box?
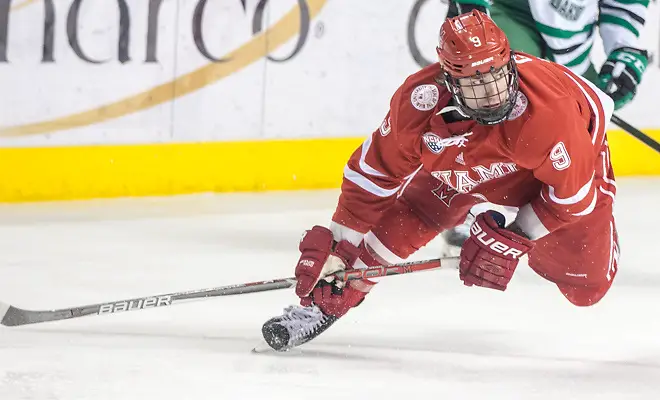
[0,303,30,327]
[0,303,74,327]
[0,301,12,326]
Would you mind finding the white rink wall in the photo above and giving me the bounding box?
[0,0,659,147]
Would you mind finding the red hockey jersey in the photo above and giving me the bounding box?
[332,53,616,240]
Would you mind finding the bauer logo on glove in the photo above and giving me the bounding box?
[460,212,534,291]
[470,219,525,260]
[298,259,315,268]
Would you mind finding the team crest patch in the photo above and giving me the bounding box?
[422,132,445,154]
[423,131,472,155]
[411,84,439,111]
[507,92,528,120]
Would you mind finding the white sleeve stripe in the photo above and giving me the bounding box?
[364,231,406,264]
[398,165,423,198]
[343,165,401,198]
[548,172,595,205]
[607,220,617,282]
[541,31,591,50]
[405,165,423,179]
[563,56,592,76]
[514,203,551,240]
[600,7,644,30]
[599,186,616,203]
[359,135,388,178]
[552,36,595,67]
[572,189,598,216]
[602,0,647,19]
[580,74,615,142]
[563,72,601,145]
[601,151,617,187]
[564,72,615,148]
[579,71,615,125]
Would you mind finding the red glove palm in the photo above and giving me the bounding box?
[300,280,373,318]
[459,212,534,291]
[295,226,374,317]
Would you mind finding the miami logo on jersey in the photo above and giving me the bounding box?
[430,162,519,207]
[432,162,519,194]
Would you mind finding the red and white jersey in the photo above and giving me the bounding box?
[332,52,616,240]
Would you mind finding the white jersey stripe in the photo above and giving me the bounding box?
[364,231,406,265]
[563,72,601,145]
[359,135,388,178]
[343,166,401,198]
[599,186,616,203]
[572,189,598,216]
[548,172,595,205]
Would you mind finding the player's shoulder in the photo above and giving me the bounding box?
[496,54,587,159]
[516,52,580,108]
[392,63,451,115]
[504,53,582,134]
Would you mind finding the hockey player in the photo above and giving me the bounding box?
[261,10,618,351]
[441,0,648,247]
[444,0,649,110]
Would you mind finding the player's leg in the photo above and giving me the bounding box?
[527,205,620,306]
[490,0,546,57]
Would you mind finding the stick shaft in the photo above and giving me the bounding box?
[1,257,456,327]
[334,258,444,280]
[611,114,660,153]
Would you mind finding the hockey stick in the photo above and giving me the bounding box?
[0,257,457,327]
[611,114,660,153]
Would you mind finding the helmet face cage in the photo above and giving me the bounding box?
[443,56,519,125]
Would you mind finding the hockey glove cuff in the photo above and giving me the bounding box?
[597,46,648,110]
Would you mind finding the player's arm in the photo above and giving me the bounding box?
[456,99,600,292]
[597,0,649,109]
[291,84,432,313]
[331,84,430,244]
[511,102,604,240]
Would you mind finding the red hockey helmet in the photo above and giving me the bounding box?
[436,10,519,125]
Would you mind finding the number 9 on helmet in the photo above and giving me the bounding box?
[436,10,519,125]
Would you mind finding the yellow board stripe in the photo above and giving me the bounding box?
[606,129,660,176]
[0,138,361,202]
[0,129,658,203]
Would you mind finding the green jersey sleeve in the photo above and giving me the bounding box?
[599,0,649,55]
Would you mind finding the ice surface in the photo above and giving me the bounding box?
[0,178,659,399]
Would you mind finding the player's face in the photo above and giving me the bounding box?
[457,65,510,111]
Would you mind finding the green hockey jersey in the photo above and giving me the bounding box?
[453,0,649,76]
